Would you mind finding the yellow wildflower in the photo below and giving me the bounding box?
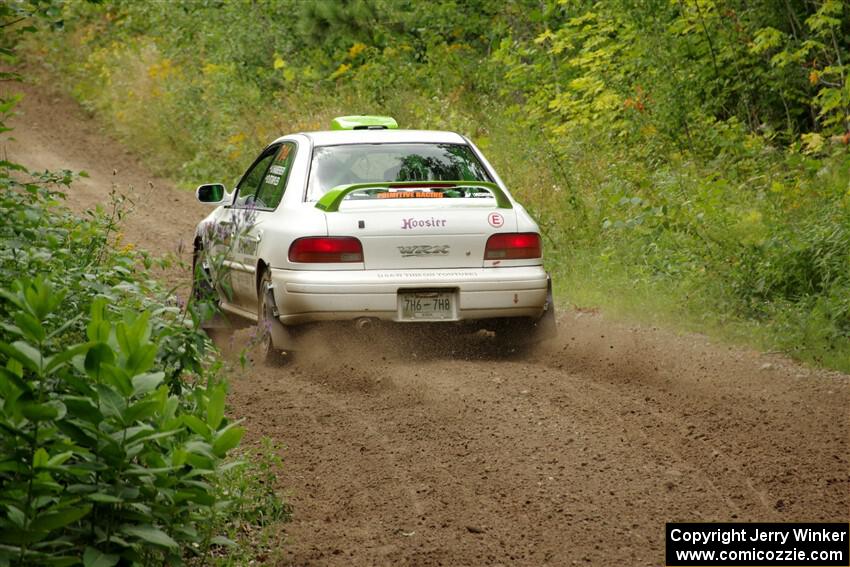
[148,58,175,80]
[347,42,367,59]
[330,63,351,79]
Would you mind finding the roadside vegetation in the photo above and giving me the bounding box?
[0,4,289,565]
[27,0,850,371]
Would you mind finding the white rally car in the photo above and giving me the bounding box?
[192,116,555,359]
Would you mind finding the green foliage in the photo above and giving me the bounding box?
[190,438,293,566]
[498,0,850,149]
[0,149,283,564]
[25,0,850,370]
[1,9,290,564]
[0,141,289,565]
[0,279,235,564]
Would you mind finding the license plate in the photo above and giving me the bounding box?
[398,290,455,321]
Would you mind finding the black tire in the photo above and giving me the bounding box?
[258,270,289,366]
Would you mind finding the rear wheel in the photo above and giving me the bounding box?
[258,270,289,366]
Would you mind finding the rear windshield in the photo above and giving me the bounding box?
[306,143,492,201]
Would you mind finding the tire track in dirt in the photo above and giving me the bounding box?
[7,77,849,567]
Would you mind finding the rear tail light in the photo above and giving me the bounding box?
[289,237,364,263]
[484,232,541,260]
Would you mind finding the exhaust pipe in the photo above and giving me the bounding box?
[354,317,375,331]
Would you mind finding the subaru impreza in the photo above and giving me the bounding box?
[192,116,555,359]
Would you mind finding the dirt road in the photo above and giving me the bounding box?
[7,79,849,566]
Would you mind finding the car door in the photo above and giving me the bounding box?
[222,146,279,311]
[225,142,298,312]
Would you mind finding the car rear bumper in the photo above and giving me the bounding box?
[269,266,549,325]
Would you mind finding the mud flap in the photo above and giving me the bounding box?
[532,276,558,341]
[264,284,297,352]
[495,277,557,346]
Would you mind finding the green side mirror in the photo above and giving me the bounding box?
[196,183,226,204]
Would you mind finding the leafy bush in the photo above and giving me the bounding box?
[0,280,243,565]
[194,437,293,566]
[0,4,291,564]
[0,152,252,565]
[1,47,287,567]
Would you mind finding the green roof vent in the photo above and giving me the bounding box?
[331,115,398,130]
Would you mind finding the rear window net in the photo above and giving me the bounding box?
[315,181,513,211]
[349,185,496,201]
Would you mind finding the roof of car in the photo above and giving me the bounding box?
[295,129,468,147]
